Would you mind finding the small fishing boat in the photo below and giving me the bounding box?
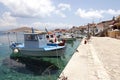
[10,32,66,57]
[61,33,76,41]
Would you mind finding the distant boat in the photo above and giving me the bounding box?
[10,32,66,57]
[61,33,76,41]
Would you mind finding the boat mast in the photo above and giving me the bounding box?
[31,27,34,33]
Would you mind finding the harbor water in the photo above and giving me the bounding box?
[0,32,81,80]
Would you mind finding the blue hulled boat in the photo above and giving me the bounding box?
[10,32,66,57]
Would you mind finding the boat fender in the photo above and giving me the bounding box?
[14,49,19,53]
[54,38,57,42]
[11,41,16,47]
[62,39,65,43]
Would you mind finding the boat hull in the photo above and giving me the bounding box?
[19,48,65,57]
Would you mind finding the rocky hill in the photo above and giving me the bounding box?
[8,27,43,33]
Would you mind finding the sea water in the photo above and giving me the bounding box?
[0,32,81,80]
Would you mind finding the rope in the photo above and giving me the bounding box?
[41,65,54,80]
[58,72,68,80]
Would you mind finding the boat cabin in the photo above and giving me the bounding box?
[24,33,47,48]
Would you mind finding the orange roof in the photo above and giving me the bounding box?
[47,31,53,34]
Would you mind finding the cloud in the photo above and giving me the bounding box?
[0,12,17,29]
[55,3,71,18]
[75,8,104,19]
[58,3,71,11]
[106,9,120,15]
[0,0,71,18]
[55,10,66,18]
[0,0,55,18]
[75,8,120,19]
[31,22,73,30]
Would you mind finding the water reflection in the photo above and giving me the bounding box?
[2,56,62,75]
[0,33,81,80]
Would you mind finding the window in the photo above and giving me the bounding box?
[25,34,38,41]
[39,35,43,39]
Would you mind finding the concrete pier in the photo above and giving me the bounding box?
[58,37,120,80]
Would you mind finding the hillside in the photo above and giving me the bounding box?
[8,27,43,33]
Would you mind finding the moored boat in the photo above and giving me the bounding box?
[10,32,66,57]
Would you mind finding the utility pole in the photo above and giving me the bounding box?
[87,23,90,39]
[15,32,18,42]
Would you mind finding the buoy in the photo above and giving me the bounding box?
[14,49,19,53]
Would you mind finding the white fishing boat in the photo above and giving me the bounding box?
[61,33,76,41]
[10,32,66,57]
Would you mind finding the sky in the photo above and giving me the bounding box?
[0,0,120,31]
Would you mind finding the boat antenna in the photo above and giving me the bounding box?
[31,27,34,33]
[45,27,49,34]
[7,32,11,52]
[13,32,18,42]
[7,32,10,46]
[16,32,18,42]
